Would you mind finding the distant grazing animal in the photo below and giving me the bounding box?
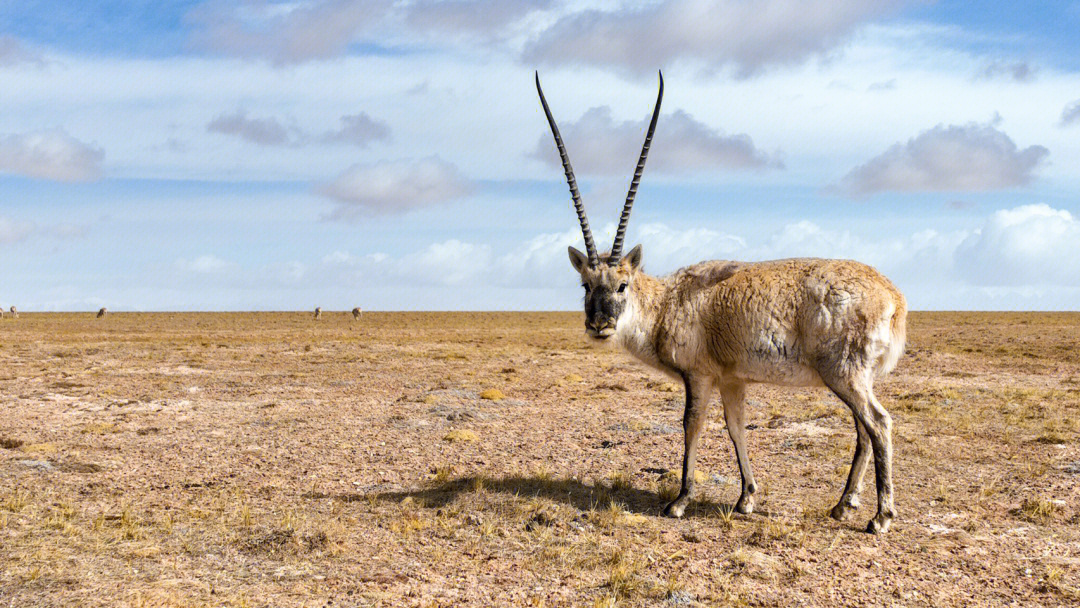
[313,307,322,320]
[97,307,108,318]
[537,72,907,533]
[8,306,16,319]
[352,307,362,320]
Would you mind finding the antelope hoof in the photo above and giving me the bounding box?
[735,495,754,515]
[830,498,859,522]
[663,498,688,518]
[865,514,892,534]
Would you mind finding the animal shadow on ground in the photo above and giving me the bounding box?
[320,475,735,519]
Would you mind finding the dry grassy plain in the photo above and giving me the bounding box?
[2,311,1079,607]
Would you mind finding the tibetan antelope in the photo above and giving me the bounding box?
[536,72,907,533]
[7,306,15,319]
[313,307,322,320]
[352,307,363,320]
[97,307,108,318]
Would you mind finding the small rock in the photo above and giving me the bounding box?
[682,529,703,543]
[667,591,695,606]
[18,459,54,471]
[710,473,731,485]
[1063,461,1080,474]
[563,374,584,383]
[479,389,505,401]
[466,513,483,526]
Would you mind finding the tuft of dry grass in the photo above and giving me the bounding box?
[443,429,479,442]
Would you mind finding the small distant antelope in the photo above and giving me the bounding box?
[352,307,362,320]
[97,307,108,318]
[313,307,322,320]
[537,72,907,533]
[7,306,15,319]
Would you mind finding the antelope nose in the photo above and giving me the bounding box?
[587,318,615,332]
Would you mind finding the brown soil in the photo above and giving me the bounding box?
[1,311,1079,607]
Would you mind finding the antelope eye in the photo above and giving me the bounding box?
[617,283,628,293]
[582,284,590,292]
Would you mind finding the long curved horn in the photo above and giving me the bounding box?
[610,70,663,263]
[536,71,598,266]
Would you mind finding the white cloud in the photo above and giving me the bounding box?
[632,223,745,271]
[318,156,474,217]
[0,216,89,244]
[207,110,297,146]
[1061,99,1080,127]
[522,0,904,76]
[0,216,35,244]
[406,0,553,41]
[0,130,104,182]
[207,109,389,148]
[954,204,1080,286]
[534,107,780,175]
[186,0,394,64]
[0,36,41,66]
[836,122,1048,196]
[320,112,390,147]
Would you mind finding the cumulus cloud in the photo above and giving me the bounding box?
[208,109,390,148]
[836,122,1048,196]
[186,0,393,64]
[206,110,298,146]
[321,240,492,287]
[1061,99,1080,127]
[318,156,474,217]
[954,204,1080,286]
[978,60,1036,82]
[320,112,390,147]
[0,35,41,66]
[0,130,104,182]
[407,0,552,41]
[533,107,780,175]
[522,0,903,76]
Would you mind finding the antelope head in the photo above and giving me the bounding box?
[536,71,663,340]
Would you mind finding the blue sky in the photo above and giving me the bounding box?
[2,1,1080,311]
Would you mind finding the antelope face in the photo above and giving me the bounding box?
[537,70,661,339]
[569,245,642,340]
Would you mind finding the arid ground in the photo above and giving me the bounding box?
[1,311,1078,607]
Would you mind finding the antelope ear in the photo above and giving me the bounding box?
[568,246,589,272]
[624,244,643,271]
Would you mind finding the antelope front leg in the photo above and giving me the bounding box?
[830,418,871,521]
[663,374,713,518]
[720,382,756,514]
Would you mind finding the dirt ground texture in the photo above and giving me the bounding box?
[2,311,1079,607]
